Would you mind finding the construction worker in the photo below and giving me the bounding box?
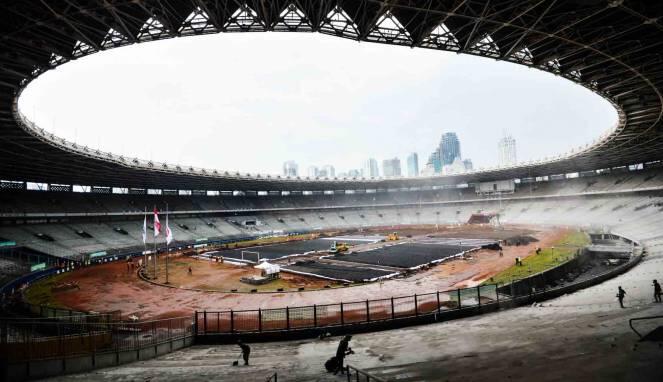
[237,339,251,366]
[334,335,353,375]
[617,286,626,308]
[653,280,662,303]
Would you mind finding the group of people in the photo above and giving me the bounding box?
[616,279,662,308]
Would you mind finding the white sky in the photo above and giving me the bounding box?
[19,32,617,176]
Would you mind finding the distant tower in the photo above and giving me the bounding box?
[362,158,379,178]
[498,134,517,166]
[406,152,419,177]
[322,165,335,178]
[428,151,442,174]
[282,160,298,177]
[307,166,319,178]
[440,132,461,166]
[382,158,402,177]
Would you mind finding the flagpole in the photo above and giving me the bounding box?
[143,206,147,274]
[153,204,157,280]
[165,203,170,284]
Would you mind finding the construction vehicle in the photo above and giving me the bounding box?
[387,232,399,241]
[328,241,350,254]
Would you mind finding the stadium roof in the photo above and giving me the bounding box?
[0,0,662,191]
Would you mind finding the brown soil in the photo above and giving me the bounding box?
[150,255,335,292]
[28,224,564,320]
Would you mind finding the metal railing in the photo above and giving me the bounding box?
[345,364,386,382]
[194,249,642,337]
[16,301,121,323]
[196,284,499,335]
[629,315,663,338]
[0,315,194,362]
[265,372,278,382]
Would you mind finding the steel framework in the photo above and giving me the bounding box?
[0,0,662,191]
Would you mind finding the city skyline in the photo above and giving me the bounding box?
[287,130,515,179]
[20,33,616,176]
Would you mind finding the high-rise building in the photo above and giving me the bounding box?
[440,132,461,166]
[282,160,298,177]
[362,158,379,178]
[307,166,319,178]
[498,134,517,166]
[463,159,473,171]
[424,132,461,175]
[321,165,335,178]
[427,151,442,174]
[406,152,419,177]
[382,158,402,177]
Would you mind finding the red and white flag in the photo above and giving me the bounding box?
[153,207,161,237]
[165,212,173,245]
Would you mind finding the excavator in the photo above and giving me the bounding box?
[328,241,350,254]
[387,232,399,241]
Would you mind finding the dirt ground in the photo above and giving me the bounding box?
[425,227,569,288]
[150,256,337,292]
[26,224,568,320]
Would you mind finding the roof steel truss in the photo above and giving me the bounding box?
[0,0,661,191]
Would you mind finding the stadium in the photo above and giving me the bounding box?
[0,1,662,381]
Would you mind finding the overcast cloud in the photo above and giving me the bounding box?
[19,32,617,176]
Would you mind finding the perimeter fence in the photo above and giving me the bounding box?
[15,301,121,323]
[195,284,500,335]
[0,315,194,363]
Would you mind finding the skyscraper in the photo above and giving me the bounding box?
[424,132,461,175]
[440,132,461,166]
[406,152,419,177]
[427,151,442,174]
[382,158,401,177]
[321,165,335,178]
[498,134,517,166]
[307,166,319,178]
[282,160,298,177]
[362,158,379,178]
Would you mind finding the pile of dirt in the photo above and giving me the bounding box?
[481,243,503,251]
[503,235,539,246]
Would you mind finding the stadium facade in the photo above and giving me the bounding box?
[1,1,663,381]
[0,0,661,194]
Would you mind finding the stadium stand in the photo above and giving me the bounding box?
[2,167,663,260]
[1,1,662,380]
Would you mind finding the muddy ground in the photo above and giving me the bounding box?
[27,224,568,319]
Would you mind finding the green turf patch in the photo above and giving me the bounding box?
[23,273,69,308]
[486,231,590,286]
